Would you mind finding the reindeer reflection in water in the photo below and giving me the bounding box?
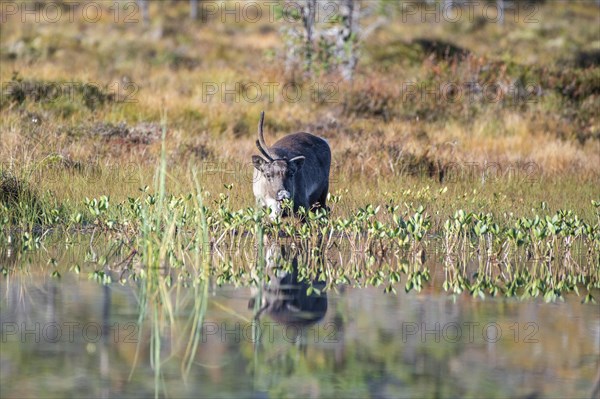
[249,244,328,341]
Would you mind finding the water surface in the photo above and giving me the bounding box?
[2,267,598,399]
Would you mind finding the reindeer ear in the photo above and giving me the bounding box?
[252,155,267,171]
[289,156,305,171]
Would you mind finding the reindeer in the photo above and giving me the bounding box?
[252,111,331,218]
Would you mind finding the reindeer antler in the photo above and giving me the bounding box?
[256,111,274,161]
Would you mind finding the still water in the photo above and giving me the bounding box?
[1,248,599,398]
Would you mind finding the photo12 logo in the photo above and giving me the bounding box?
[195,159,340,185]
[201,321,340,344]
[1,322,139,344]
[0,2,141,24]
[201,81,338,104]
[400,81,541,106]
[398,1,540,24]
[1,80,139,105]
[401,321,539,343]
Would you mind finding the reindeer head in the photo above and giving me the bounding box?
[252,112,305,213]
